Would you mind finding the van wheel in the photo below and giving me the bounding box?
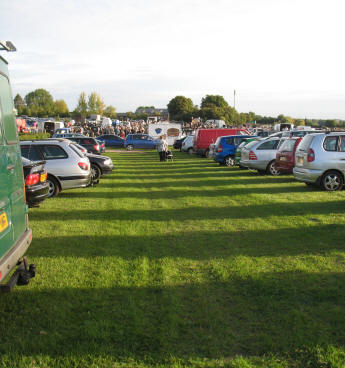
[204,149,210,158]
[187,147,193,154]
[225,156,235,167]
[127,144,134,151]
[321,171,343,191]
[267,160,280,176]
[47,176,60,198]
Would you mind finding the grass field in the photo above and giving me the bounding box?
[1,150,345,368]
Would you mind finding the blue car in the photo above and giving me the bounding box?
[97,134,124,148]
[125,134,158,150]
[214,135,256,166]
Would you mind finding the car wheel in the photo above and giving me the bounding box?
[127,144,134,151]
[321,170,344,191]
[267,160,280,176]
[91,164,101,181]
[47,176,60,198]
[205,149,210,158]
[225,156,235,167]
[187,147,193,154]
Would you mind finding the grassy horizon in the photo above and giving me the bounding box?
[1,151,345,367]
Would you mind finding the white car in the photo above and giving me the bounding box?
[181,135,194,153]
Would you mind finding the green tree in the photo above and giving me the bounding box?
[14,94,26,116]
[24,89,56,117]
[104,105,117,119]
[201,95,229,109]
[87,92,105,115]
[55,99,69,117]
[167,96,194,121]
[75,92,88,121]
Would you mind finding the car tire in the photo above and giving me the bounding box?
[91,164,101,182]
[127,144,134,151]
[321,170,344,191]
[267,160,280,176]
[205,149,210,158]
[225,156,235,167]
[47,176,60,198]
[187,147,193,154]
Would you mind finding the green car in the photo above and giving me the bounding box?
[235,137,261,167]
[0,41,35,292]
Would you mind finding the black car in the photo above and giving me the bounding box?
[22,157,49,207]
[70,143,114,183]
[67,137,101,154]
[173,137,186,151]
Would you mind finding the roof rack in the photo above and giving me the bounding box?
[0,41,16,52]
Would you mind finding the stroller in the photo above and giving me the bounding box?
[166,150,174,162]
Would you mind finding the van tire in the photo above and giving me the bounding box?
[204,149,210,158]
[47,176,60,198]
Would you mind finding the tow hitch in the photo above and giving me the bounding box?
[0,257,36,293]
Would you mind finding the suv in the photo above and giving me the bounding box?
[125,134,158,150]
[0,41,35,291]
[20,139,91,197]
[294,132,345,191]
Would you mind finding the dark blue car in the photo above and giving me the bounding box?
[97,134,124,148]
[214,135,256,166]
[125,134,158,150]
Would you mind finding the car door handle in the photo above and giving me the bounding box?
[7,164,15,171]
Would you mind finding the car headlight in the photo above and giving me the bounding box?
[104,158,112,165]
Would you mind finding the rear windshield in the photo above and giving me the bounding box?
[244,140,259,149]
[70,143,85,158]
[278,139,296,152]
[298,134,314,151]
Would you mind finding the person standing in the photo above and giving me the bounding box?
[157,135,168,161]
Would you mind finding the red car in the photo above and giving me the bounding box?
[275,137,302,173]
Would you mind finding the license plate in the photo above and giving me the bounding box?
[40,173,47,182]
[280,157,286,161]
[0,212,8,233]
[298,156,304,165]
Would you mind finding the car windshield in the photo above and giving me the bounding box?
[278,139,296,152]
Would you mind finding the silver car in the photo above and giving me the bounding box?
[294,132,345,191]
[20,139,91,197]
[240,137,286,175]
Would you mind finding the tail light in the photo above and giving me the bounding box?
[217,144,223,152]
[25,173,40,186]
[307,148,315,162]
[93,145,99,151]
[249,150,257,160]
[78,162,89,171]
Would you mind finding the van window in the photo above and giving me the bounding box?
[323,136,338,152]
[39,145,68,159]
[0,76,17,143]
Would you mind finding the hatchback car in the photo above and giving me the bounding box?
[125,134,158,150]
[240,137,286,175]
[20,139,91,197]
[294,132,345,191]
[275,137,302,174]
[235,138,261,167]
[97,134,124,148]
[22,157,49,207]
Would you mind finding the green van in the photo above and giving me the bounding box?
[0,41,35,292]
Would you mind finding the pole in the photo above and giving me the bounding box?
[234,89,236,110]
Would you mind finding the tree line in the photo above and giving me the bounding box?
[13,89,344,128]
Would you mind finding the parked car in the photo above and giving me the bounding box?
[240,137,286,175]
[97,134,124,148]
[124,134,158,150]
[173,137,186,151]
[52,133,85,138]
[66,136,101,154]
[275,137,302,174]
[214,135,256,166]
[181,135,194,154]
[294,132,345,191]
[20,139,91,197]
[235,138,261,167]
[0,41,35,291]
[193,128,249,157]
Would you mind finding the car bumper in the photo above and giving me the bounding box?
[0,227,32,283]
[59,173,92,190]
[240,159,268,170]
[26,182,49,207]
[293,167,322,183]
[101,163,114,176]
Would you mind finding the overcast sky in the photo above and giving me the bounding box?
[2,0,345,118]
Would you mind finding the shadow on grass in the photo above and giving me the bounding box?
[1,273,344,361]
[28,223,345,259]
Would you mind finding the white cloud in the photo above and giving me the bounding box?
[2,0,345,118]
